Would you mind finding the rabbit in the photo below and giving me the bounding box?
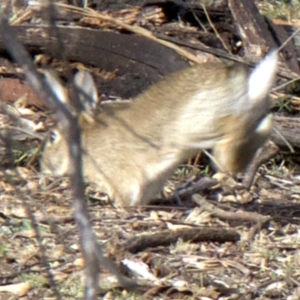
[40,51,278,206]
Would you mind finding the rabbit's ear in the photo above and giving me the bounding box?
[248,50,278,102]
[74,70,98,109]
[44,71,68,105]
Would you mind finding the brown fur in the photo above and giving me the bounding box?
[41,52,278,206]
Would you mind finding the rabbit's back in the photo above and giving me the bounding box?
[41,52,278,206]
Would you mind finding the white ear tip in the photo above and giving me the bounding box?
[265,49,278,59]
[254,50,278,76]
[248,50,278,101]
[74,70,98,106]
[263,50,278,71]
[44,71,67,104]
[74,70,93,86]
[44,71,57,87]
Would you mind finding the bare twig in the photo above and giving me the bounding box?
[49,2,204,64]
[272,76,300,92]
[242,142,279,189]
[201,3,231,52]
[0,14,63,300]
[0,12,136,300]
[277,26,300,53]
[125,227,240,253]
[192,194,270,224]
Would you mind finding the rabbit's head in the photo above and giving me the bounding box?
[212,51,277,173]
[40,70,98,176]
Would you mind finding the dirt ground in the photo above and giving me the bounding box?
[1,0,300,299]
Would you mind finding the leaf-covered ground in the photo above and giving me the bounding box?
[1,0,300,299]
[1,155,300,299]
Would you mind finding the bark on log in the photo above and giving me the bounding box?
[229,0,277,58]
[229,0,300,74]
[0,25,189,99]
[273,115,300,149]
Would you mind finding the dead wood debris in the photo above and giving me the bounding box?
[125,227,240,253]
[0,0,300,299]
[192,194,270,224]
